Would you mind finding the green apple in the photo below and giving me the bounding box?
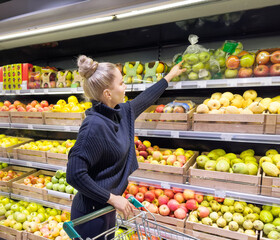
[204,160,217,171]
[223,198,235,206]
[203,71,212,80]
[240,54,254,68]
[214,48,226,58]
[196,155,210,168]
[182,62,192,73]
[59,177,65,185]
[207,152,219,160]
[58,184,66,192]
[51,176,59,184]
[73,189,78,195]
[246,163,258,175]
[224,153,237,160]
[65,185,74,194]
[186,54,199,65]
[188,72,198,80]
[217,57,226,67]
[192,62,205,73]
[216,160,230,172]
[199,52,211,63]
[46,182,53,190]
[52,183,60,191]
[210,64,220,74]
[225,69,238,78]
[55,170,64,179]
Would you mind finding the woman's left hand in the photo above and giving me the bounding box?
[164,60,186,82]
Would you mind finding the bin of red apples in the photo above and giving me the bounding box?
[254,48,280,77]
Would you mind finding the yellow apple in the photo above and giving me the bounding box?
[211,92,222,100]
[268,102,280,114]
[260,98,272,110]
[225,106,239,114]
[207,99,221,110]
[219,97,230,107]
[196,104,209,114]
[249,102,265,114]
[242,99,253,108]
[243,90,257,101]
[231,98,244,108]
[222,92,234,101]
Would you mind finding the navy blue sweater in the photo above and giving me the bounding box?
[66,78,168,212]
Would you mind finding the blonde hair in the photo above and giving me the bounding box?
[77,55,116,101]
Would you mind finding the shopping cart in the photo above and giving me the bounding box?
[63,196,200,240]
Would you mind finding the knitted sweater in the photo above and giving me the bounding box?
[66,78,168,212]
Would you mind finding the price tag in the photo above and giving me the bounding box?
[171,131,179,138]
[28,124,33,130]
[44,89,48,94]
[197,81,207,88]
[214,189,226,198]
[135,129,140,135]
[30,89,35,94]
[221,133,232,141]
[138,85,145,91]
[228,79,237,87]
[16,90,20,95]
[72,88,78,93]
[140,130,147,136]
[174,82,182,89]
[161,182,170,189]
[261,78,272,86]
[64,126,71,132]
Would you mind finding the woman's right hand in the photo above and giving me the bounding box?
[107,193,134,219]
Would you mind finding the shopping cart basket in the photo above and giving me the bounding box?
[63,196,200,240]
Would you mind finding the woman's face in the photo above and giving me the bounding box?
[108,68,127,107]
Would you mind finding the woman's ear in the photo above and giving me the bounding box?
[103,89,112,100]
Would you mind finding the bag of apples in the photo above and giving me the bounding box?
[254,48,280,77]
[180,35,214,81]
[223,41,255,79]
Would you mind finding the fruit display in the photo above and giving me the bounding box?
[51,95,92,113]
[143,61,168,83]
[0,169,23,181]
[0,196,71,239]
[56,70,73,88]
[0,100,52,112]
[0,162,8,169]
[195,149,260,175]
[18,139,76,155]
[46,170,77,195]
[134,137,195,167]
[196,90,280,114]
[152,100,195,114]
[188,196,264,236]
[21,173,52,189]
[124,182,202,220]
[260,149,280,177]
[260,205,280,239]
[254,49,280,77]
[123,62,144,84]
[0,135,25,148]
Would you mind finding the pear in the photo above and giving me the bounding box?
[244,230,256,236]
[234,202,244,213]
[189,215,198,223]
[240,149,255,159]
[207,152,219,160]
[221,205,229,213]
[215,160,230,172]
[260,210,274,223]
[232,163,249,174]
[268,231,280,239]
[233,213,244,225]
[266,149,279,156]
[224,153,237,160]
[217,156,231,164]
[264,223,276,235]
[253,220,264,230]
[237,228,244,233]
[204,160,217,171]
[209,212,219,222]
[246,163,258,175]
[223,198,235,206]
[231,158,243,167]
[223,212,233,223]
[243,220,253,230]
[245,213,258,222]
[262,162,280,177]
[259,156,273,167]
[211,149,226,156]
[229,221,239,231]
[201,217,213,225]
[253,206,261,214]
[249,102,265,114]
[271,206,280,217]
[216,217,227,228]
[196,104,209,114]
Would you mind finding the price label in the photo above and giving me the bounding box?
[28,124,33,130]
[44,89,48,94]
[261,78,272,86]
[138,85,145,91]
[174,82,182,89]
[135,129,140,135]
[30,89,35,94]
[171,131,179,138]
[228,79,237,87]
[72,88,78,93]
[197,81,207,88]
[161,182,170,189]
[16,90,20,95]
[214,189,226,198]
[221,133,232,141]
[64,126,71,132]
[140,130,147,136]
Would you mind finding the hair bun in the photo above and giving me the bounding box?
[77,55,98,79]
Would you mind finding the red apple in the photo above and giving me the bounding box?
[4,101,11,107]
[271,51,280,64]
[154,189,164,198]
[31,100,39,107]
[167,155,176,165]
[198,206,210,218]
[13,100,21,107]
[146,147,154,155]
[40,100,49,108]
[174,208,187,219]
[153,145,160,151]
[164,189,174,199]
[256,51,270,65]
[173,161,183,167]
[174,193,184,204]
[226,55,239,69]
[177,155,186,164]
[152,199,159,206]
[147,203,158,214]
[254,65,269,77]
[172,187,183,194]
[183,189,195,200]
[134,140,142,148]
[138,144,146,152]
[270,63,280,76]
[141,200,150,211]
[1,106,9,111]
[144,191,155,202]
[9,105,15,110]
[135,192,144,202]
[167,199,179,212]
[26,105,32,111]
[139,151,148,159]
[179,203,188,213]
[194,193,204,203]
[158,195,169,206]
[23,178,31,185]
[128,185,139,195]
[159,204,170,216]
[155,104,165,113]
[238,67,253,78]
[17,106,26,112]
[214,197,224,203]
[43,107,50,112]
[139,186,148,194]
[152,151,162,161]
[37,107,44,112]
[186,199,198,210]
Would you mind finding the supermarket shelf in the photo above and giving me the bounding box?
[9,158,67,171]
[0,191,11,197]
[10,193,71,212]
[0,77,279,96]
[129,176,280,206]
[0,157,10,164]
[9,123,80,132]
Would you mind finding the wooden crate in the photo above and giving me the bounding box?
[188,153,261,194]
[10,112,44,124]
[12,170,55,200]
[0,112,10,123]
[130,151,199,183]
[0,166,36,193]
[185,220,258,240]
[47,152,68,167]
[22,232,48,240]
[132,209,186,233]
[193,113,267,134]
[44,112,85,126]
[0,137,33,158]
[259,230,270,240]
[261,172,280,197]
[135,106,195,131]
[264,114,280,134]
[44,189,73,206]
[0,222,23,240]
[13,148,47,163]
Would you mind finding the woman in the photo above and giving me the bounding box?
[66,55,185,239]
